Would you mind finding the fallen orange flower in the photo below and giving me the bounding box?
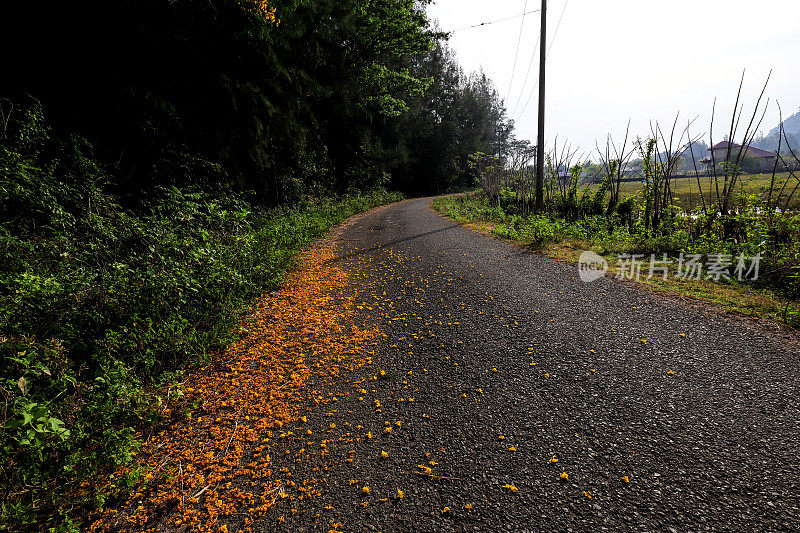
[90,241,382,532]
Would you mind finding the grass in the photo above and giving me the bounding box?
[539,239,789,322]
[0,117,403,531]
[432,193,795,327]
[589,172,799,211]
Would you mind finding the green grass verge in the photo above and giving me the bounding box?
[432,193,796,327]
[1,171,401,530]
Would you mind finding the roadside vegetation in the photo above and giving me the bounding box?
[0,1,512,529]
[433,79,800,327]
[433,193,796,325]
[0,104,401,529]
[589,172,800,212]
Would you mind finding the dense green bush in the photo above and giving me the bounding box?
[0,0,506,526]
[0,105,401,529]
[434,191,800,309]
[518,217,563,246]
[0,1,508,199]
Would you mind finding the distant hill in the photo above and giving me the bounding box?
[768,109,800,138]
[751,108,800,153]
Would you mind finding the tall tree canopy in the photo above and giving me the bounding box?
[0,0,509,201]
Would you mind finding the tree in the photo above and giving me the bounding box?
[380,42,510,194]
[0,0,439,202]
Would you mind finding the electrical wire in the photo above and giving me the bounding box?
[546,0,569,60]
[515,0,569,120]
[510,27,540,118]
[446,8,541,33]
[505,1,530,106]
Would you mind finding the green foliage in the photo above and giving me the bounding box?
[435,191,800,312]
[432,194,505,225]
[0,106,401,529]
[0,0,495,200]
[386,46,510,194]
[615,196,637,230]
[0,0,504,526]
[518,217,563,246]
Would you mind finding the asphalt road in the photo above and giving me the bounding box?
[268,197,800,532]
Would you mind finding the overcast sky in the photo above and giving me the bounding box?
[427,0,800,157]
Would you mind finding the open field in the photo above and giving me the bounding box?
[589,172,799,211]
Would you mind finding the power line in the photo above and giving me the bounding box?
[546,0,569,60]
[446,8,542,33]
[505,1,530,106]
[516,0,568,120]
[510,24,540,118]
[515,60,541,121]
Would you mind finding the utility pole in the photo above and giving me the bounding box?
[534,0,546,212]
[495,126,504,207]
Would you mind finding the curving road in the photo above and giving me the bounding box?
[270,197,799,532]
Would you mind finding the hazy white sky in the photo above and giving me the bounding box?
[427,0,800,156]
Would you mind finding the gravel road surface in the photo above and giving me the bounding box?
[264,197,799,532]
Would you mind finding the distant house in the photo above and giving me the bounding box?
[621,162,642,178]
[701,141,776,172]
